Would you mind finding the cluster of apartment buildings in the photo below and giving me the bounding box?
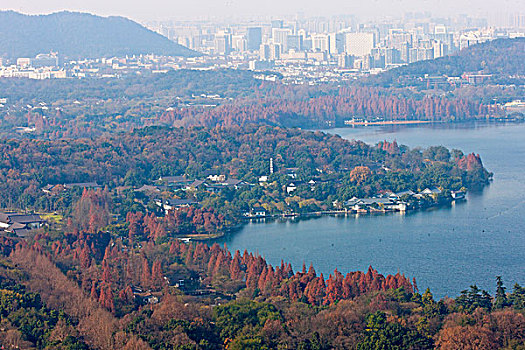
[1,13,524,83]
[147,13,525,73]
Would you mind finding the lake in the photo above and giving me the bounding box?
[215,122,525,298]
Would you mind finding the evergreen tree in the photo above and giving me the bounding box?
[455,285,492,313]
[509,283,525,310]
[493,276,509,309]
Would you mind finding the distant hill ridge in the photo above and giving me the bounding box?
[363,38,525,87]
[0,11,199,59]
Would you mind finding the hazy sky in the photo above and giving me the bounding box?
[0,0,518,22]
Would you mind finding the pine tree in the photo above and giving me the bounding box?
[494,276,509,309]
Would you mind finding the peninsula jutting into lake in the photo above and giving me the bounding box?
[0,126,492,240]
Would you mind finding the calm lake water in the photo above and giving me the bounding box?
[215,122,525,298]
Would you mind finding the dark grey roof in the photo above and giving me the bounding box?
[8,222,27,230]
[0,213,43,224]
[357,198,395,205]
[12,228,32,237]
[0,213,9,223]
[344,198,360,206]
[159,176,192,183]
[63,182,99,189]
[190,180,205,187]
[166,199,198,206]
[135,185,160,192]
[223,178,242,186]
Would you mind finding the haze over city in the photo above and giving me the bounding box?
[1,0,521,21]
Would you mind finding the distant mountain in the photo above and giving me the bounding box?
[363,38,525,87]
[0,11,199,59]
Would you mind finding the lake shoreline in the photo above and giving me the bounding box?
[194,197,468,242]
[322,118,524,133]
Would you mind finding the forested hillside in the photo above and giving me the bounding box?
[0,11,198,58]
[0,69,267,103]
[363,38,525,87]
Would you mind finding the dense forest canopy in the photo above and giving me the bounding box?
[0,69,270,103]
[0,125,491,214]
[0,11,198,59]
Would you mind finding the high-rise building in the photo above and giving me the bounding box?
[214,31,232,55]
[337,54,354,68]
[311,34,330,53]
[400,42,411,63]
[269,44,281,60]
[247,27,262,51]
[272,28,292,52]
[298,29,307,41]
[513,13,525,28]
[354,55,372,70]
[433,26,453,50]
[387,29,412,50]
[328,33,345,55]
[409,47,419,63]
[409,47,434,62]
[232,35,247,52]
[287,35,303,51]
[344,32,375,57]
[432,40,448,58]
[420,47,434,61]
[434,25,447,35]
[259,44,271,60]
[385,48,400,65]
[271,19,284,29]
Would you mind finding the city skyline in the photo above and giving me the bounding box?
[1,0,521,22]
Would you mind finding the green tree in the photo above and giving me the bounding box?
[455,285,492,313]
[356,311,433,350]
[213,300,282,342]
[493,276,509,309]
[509,283,525,310]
